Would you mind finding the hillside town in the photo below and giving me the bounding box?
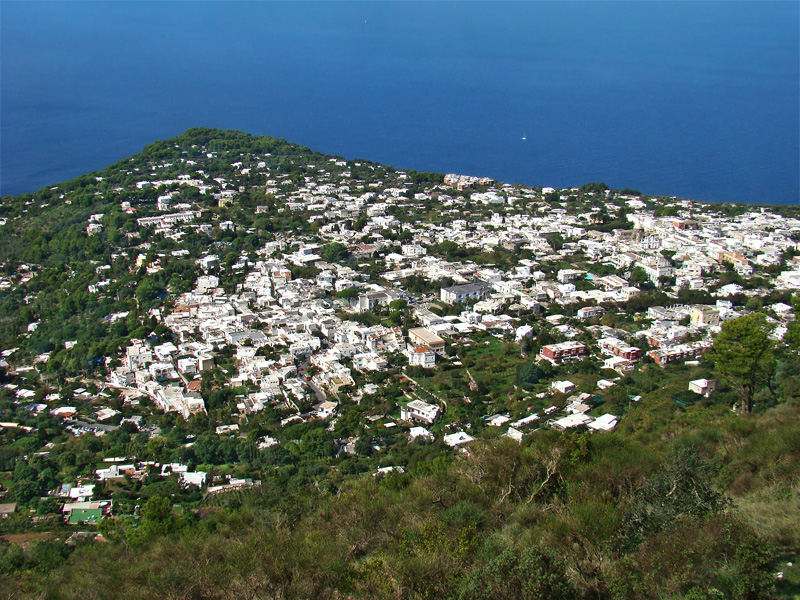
[0,129,798,531]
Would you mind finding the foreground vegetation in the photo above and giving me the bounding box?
[3,388,800,599]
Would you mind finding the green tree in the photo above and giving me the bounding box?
[389,298,408,311]
[321,242,349,263]
[335,288,359,300]
[517,361,547,387]
[711,313,776,413]
[135,278,163,304]
[300,428,336,459]
[136,495,177,542]
[354,435,374,457]
[579,181,609,194]
[630,266,650,287]
[544,233,564,252]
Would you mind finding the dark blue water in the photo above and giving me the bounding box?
[2,2,798,204]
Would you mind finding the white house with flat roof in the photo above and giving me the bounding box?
[400,400,440,424]
[440,282,491,304]
[443,431,475,447]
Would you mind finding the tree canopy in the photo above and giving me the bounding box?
[711,313,776,413]
[321,242,349,263]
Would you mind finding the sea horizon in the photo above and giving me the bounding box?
[2,1,798,205]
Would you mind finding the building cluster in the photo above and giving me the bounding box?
[97,160,796,443]
[3,136,798,517]
[45,457,259,525]
[34,158,800,449]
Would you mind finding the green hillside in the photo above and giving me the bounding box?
[0,128,798,599]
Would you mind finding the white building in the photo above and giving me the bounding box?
[406,346,436,368]
[440,282,491,304]
[551,380,576,394]
[408,426,434,441]
[443,431,475,447]
[400,400,440,424]
[587,414,618,431]
[401,244,427,257]
[688,378,716,397]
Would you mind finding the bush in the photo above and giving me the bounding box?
[458,545,577,600]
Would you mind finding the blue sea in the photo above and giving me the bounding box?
[1,1,798,205]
